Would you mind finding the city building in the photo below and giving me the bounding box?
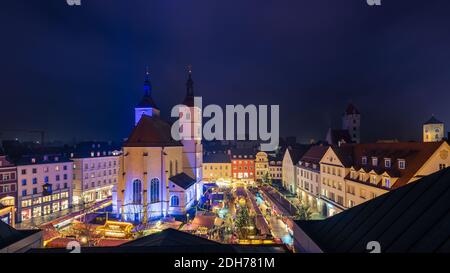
[255,151,269,182]
[319,145,351,216]
[70,142,121,207]
[114,69,203,222]
[342,103,361,143]
[203,152,232,183]
[294,168,450,253]
[230,148,256,183]
[423,116,445,142]
[296,145,328,211]
[15,154,73,222]
[319,141,450,217]
[0,154,17,225]
[344,141,450,209]
[282,145,309,194]
[268,155,282,183]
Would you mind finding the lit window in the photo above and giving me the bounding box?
[398,160,406,170]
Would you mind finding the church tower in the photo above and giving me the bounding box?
[134,68,160,125]
[342,104,361,143]
[179,66,203,196]
[423,116,445,142]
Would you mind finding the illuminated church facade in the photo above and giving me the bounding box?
[113,69,203,222]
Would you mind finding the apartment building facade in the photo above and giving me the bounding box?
[16,154,73,222]
[70,142,121,207]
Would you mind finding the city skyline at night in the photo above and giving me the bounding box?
[1,1,450,143]
[2,0,450,267]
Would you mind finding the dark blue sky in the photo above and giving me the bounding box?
[1,0,449,143]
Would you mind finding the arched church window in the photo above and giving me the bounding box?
[171,195,179,207]
[132,179,142,204]
[150,178,160,203]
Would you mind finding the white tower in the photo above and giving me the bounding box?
[179,66,203,198]
[134,68,160,125]
[423,116,445,142]
[342,104,361,143]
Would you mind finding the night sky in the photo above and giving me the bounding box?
[1,0,450,144]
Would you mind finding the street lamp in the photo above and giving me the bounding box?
[186,213,190,223]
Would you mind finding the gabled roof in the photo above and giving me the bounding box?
[424,116,443,125]
[296,168,450,253]
[348,141,445,188]
[169,172,196,190]
[328,145,354,167]
[286,145,310,165]
[299,145,329,165]
[124,115,182,147]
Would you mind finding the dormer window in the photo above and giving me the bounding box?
[372,157,378,166]
[31,158,36,164]
[385,158,391,168]
[398,159,406,170]
[91,152,95,157]
[362,156,367,165]
[384,177,391,188]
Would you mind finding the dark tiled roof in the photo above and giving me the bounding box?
[296,168,450,253]
[0,221,40,250]
[29,228,288,253]
[230,148,256,158]
[286,145,311,165]
[203,152,231,163]
[347,141,444,188]
[124,115,182,147]
[13,154,72,166]
[69,141,121,158]
[170,173,196,189]
[424,116,443,125]
[299,145,329,165]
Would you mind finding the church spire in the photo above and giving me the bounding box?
[143,66,152,96]
[183,64,195,107]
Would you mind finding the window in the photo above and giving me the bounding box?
[132,179,142,204]
[22,179,27,186]
[32,168,37,174]
[362,157,367,165]
[384,178,391,188]
[22,190,27,196]
[33,188,38,195]
[150,178,160,203]
[398,160,406,170]
[21,169,27,175]
[385,158,391,168]
[32,178,37,185]
[170,195,180,207]
[372,157,378,166]
[439,164,447,170]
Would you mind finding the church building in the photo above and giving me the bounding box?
[113,68,203,222]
